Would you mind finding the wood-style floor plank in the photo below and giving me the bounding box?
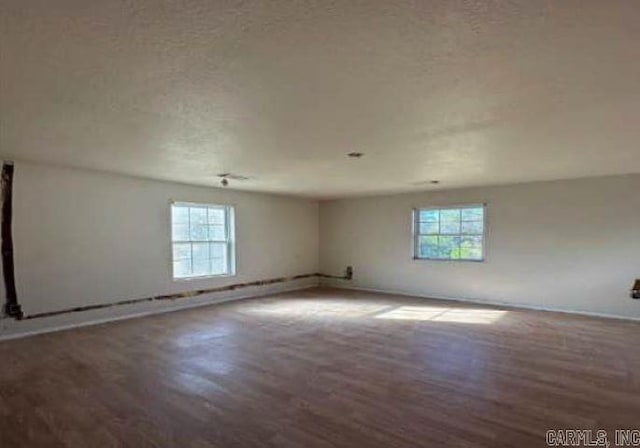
[1,287,639,447]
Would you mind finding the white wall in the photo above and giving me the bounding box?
[2,163,639,339]
[0,162,319,337]
[320,174,640,319]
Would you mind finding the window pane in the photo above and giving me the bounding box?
[449,248,462,260]
[419,221,439,235]
[190,207,207,225]
[460,246,482,260]
[172,206,189,224]
[172,223,189,241]
[210,242,226,259]
[172,243,191,261]
[440,209,460,222]
[461,235,483,247]
[171,203,234,279]
[211,258,226,275]
[461,220,483,234]
[173,259,192,278]
[461,207,483,221]
[191,242,209,261]
[440,220,460,235]
[438,236,461,259]
[190,224,208,241]
[418,235,438,258]
[415,206,484,261]
[419,210,439,222]
[192,258,211,276]
[208,208,225,224]
[208,224,226,240]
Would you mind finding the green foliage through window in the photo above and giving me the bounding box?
[415,205,484,261]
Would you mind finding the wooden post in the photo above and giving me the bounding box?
[2,162,22,319]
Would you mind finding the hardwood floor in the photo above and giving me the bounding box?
[1,287,639,447]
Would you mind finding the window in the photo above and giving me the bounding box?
[413,205,485,261]
[171,202,235,279]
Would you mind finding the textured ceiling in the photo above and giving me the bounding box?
[1,0,639,198]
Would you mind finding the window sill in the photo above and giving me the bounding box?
[173,273,237,282]
[412,257,485,263]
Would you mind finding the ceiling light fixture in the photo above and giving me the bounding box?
[217,173,250,181]
[217,172,250,188]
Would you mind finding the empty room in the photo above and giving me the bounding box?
[1,1,639,447]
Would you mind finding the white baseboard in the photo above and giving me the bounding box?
[0,280,318,341]
[4,280,637,341]
[330,284,640,323]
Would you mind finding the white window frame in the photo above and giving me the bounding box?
[170,201,236,280]
[412,203,486,262]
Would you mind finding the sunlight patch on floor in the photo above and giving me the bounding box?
[244,300,395,318]
[243,300,507,324]
[374,306,507,324]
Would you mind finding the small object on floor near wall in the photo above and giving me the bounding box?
[345,266,353,280]
[632,279,640,299]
